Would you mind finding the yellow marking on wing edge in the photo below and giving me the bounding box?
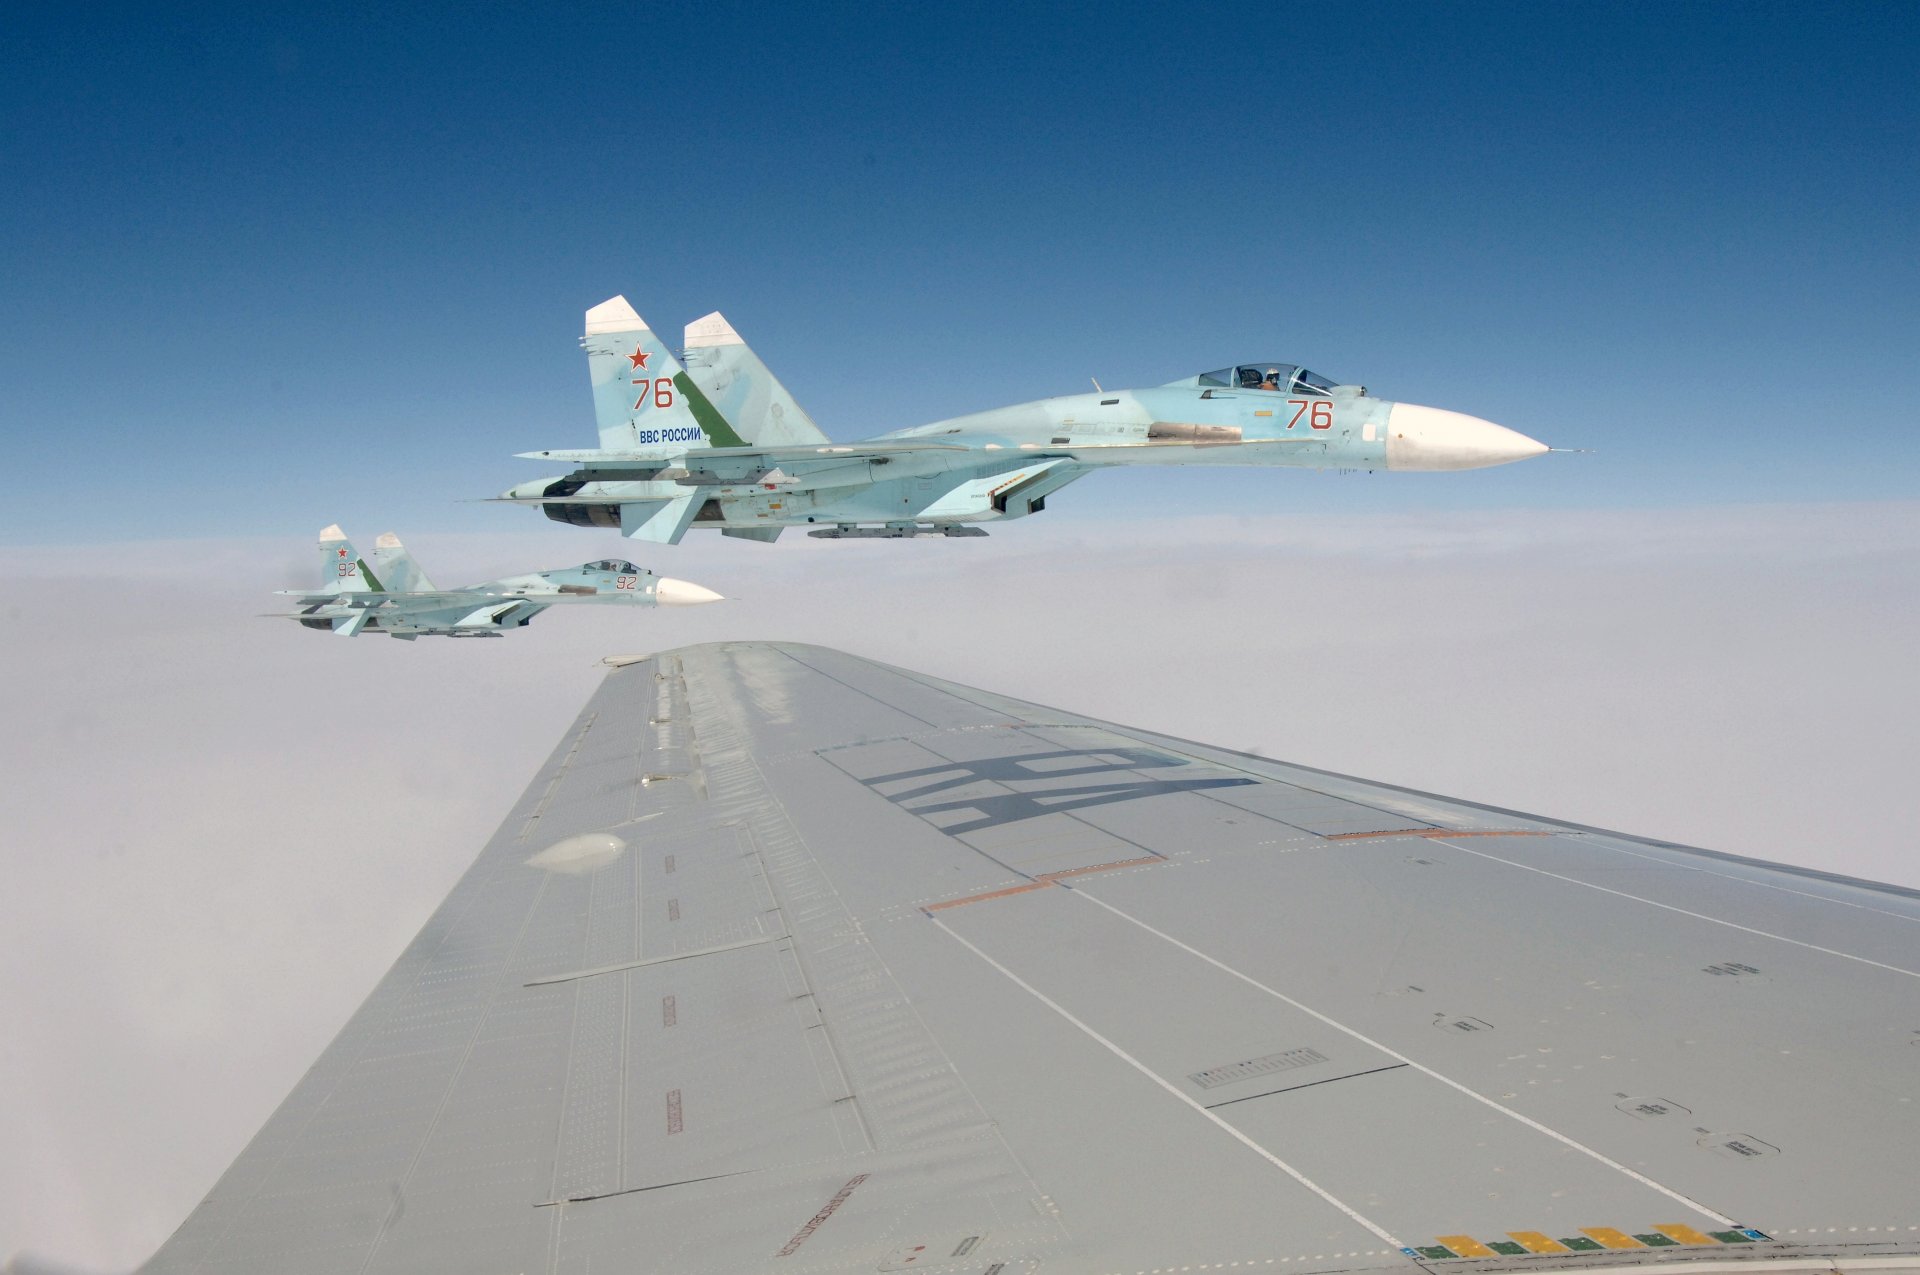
[1506,1232,1569,1254]
[1654,1224,1721,1247]
[1582,1228,1644,1249]
[1437,1236,1497,1258]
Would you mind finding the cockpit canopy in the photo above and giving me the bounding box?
[1193,364,1340,396]
[584,559,641,574]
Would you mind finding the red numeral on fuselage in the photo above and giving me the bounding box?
[1287,400,1334,430]
[632,379,676,410]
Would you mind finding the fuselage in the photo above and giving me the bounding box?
[512,365,1546,538]
[883,375,1544,471]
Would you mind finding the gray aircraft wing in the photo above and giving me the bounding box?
[139,643,1920,1275]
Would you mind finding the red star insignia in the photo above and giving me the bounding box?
[337,547,348,557]
[628,346,651,370]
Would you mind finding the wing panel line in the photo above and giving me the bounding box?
[1442,842,1920,981]
[926,913,1410,1252]
[1059,880,1743,1228]
[774,647,945,730]
[1201,1064,1411,1109]
[355,871,558,1275]
[523,934,784,986]
[1104,717,1920,903]
[1570,837,1920,927]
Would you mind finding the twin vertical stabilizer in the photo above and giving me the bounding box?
[318,524,383,594]
[679,311,830,447]
[582,296,746,452]
[372,531,437,593]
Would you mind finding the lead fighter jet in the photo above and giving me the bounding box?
[499,297,1551,543]
[273,525,721,638]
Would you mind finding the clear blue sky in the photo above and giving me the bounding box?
[3,1,1915,543]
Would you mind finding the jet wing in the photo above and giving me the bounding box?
[139,644,1920,1275]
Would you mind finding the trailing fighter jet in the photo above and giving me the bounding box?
[273,525,722,638]
[498,297,1550,543]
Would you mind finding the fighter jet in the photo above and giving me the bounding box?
[273,525,722,638]
[498,297,1550,543]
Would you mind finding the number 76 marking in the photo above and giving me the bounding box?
[1287,400,1334,430]
[631,378,676,410]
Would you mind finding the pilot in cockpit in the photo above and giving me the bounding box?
[1260,368,1282,391]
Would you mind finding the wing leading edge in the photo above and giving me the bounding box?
[139,644,1920,1275]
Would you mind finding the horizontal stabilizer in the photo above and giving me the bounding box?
[619,493,702,544]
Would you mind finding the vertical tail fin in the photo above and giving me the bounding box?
[582,296,746,452]
[371,532,437,593]
[679,311,830,446]
[318,525,383,594]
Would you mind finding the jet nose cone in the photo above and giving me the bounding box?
[1385,403,1548,471]
[654,577,724,606]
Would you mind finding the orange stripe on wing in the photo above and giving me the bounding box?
[1324,828,1540,842]
[924,882,1051,912]
[1035,855,1165,882]
[924,856,1165,912]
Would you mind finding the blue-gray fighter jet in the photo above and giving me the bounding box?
[500,297,1549,543]
[274,525,722,638]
